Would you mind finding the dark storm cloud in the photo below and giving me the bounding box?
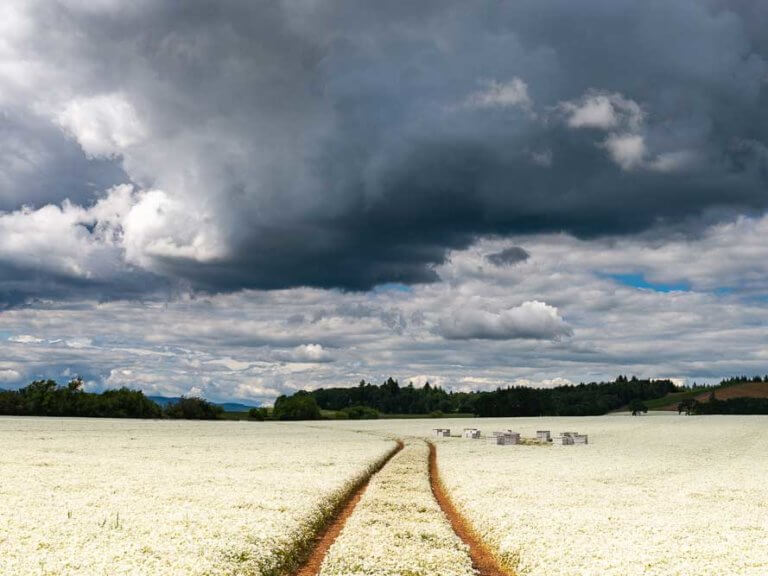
[0,262,168,310]
[487,247,530,267]
[2,0,768,295]
[0,109,126,210]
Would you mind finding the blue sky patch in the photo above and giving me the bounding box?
[607,273,690,293]
[372,283,413,294]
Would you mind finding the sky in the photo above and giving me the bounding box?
[1,0,767,404]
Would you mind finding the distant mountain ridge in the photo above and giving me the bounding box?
[148,396,258,412]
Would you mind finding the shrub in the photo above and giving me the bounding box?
[248,407,270,421]
[164,397,223,420]
[339,405,379,420]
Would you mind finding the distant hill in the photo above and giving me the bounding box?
[652,380,768,411]
[216,402,260,412]
[701,380,768,401]
[148,396,258,412]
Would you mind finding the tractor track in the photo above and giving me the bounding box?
[292,439,404,576]
[428,441,516,576]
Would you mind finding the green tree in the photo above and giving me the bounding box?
[272,392,321,421]
[678,399,695,415]
[164,397,223,420]
[248,407,270,421]
[629,398,648,416]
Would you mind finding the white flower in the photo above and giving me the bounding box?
[0,418,395,576]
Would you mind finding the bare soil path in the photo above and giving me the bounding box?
[428,442,516,576]
[292,439,404,576]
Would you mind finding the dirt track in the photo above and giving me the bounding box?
[428,442,516,576]
[293,439,404,576]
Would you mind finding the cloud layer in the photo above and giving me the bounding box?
[1,0,768,296]
[2,218,768,402]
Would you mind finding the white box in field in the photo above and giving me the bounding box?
[492,432,520,445]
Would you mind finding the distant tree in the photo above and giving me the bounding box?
[338,405,379,419]
[247,407,270,421]
[164,397,223,420]
[678,399,695,415]
[67,377,84,392]
[272,392,321,421]
[0,380,161,418]
[24,380,58,415]
[629,399,648,416]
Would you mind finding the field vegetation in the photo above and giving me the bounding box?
[431,415,768,576]
[0,418,395,575]
[318,440,475,576]
[3,413,767,576]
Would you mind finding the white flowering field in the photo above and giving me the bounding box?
[0,417,395,576]
[318,440,474,576]
[4,414,767,576]
[430,414,768,576]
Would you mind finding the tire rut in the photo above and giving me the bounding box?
[292,439,404,576]
[428,441,516,576]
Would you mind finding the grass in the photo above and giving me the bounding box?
[643,389,709,410]
[221,409,477,421]
[219,411,252,421]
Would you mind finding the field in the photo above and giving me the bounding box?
[432,415,768,576]
[0,418,395,576]
[2,414,767,575]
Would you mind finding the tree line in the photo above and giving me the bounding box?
[678,393,768,415]
[0,379,223,419]
[305,375,679,418]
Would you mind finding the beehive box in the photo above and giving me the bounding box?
[493,433,520,445]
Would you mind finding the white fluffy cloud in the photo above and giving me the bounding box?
[0,187,131,279]
[0,183,227,287]
[437,300,572,340]
[561,91,643,131]
[121,189,227,267]
[603,133,647,170]
[275,344,334,363]
[0,369,21,382]
[55,93,146,158]
[464,78,532,110]
[561,90,699,173]
[8,335,44,344]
